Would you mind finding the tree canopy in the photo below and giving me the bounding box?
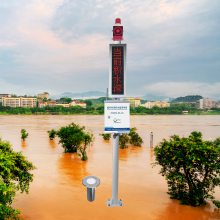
[56,123,93,161]
[154,131,220,207]
[0,139,35,219]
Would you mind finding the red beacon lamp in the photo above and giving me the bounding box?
[113,18,123,42]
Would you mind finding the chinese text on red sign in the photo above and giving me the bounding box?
[112,46,124,95]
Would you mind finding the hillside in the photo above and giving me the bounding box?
[172,95,203,103]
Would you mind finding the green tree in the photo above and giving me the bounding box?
[59,97,72,104]
[128,127,143,146]
[78,133,93,161]
[0,139,35,219]
[84,100,93,107]
[21,129,28,141]
[96,106,104,114]
[56,123,93,160]
[47,129,56,140]
[154,131,220,207]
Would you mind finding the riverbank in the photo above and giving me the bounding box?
[0,111,220,115]
[1,103,220,115]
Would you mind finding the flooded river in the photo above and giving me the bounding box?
[0,115,220,220]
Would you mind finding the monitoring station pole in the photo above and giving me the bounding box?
[104,18,130,207]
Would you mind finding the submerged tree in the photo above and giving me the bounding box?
[78,133,93,161]
[128,127,143,146]
[56,123,93,161]
[119,134,130,149]
[100,133,111,141]
[100,128,143,149]
[154,131,220,207]
[21,129,28,141]
[47,129,57,140]
[0,139,35,219]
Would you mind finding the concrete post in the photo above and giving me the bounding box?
[150,132,153,148]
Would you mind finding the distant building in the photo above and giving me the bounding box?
[38,100,56,108]
[38,100,87,108]
[126,97,141,108]
[70,100,87,108]
[216,102,220,108]
[0,94,11,98]
[47,101,57,107]
[37,92,49,100]
[198,98,216,109]
[2,97,37,108]
[182,110,189,114]
[20,97,37,108]
[38,101,47,108]
[0,94,11,104]
[2,97,21,107]
[54,100,87,108]
[56,103,70,108]
[141,101,170,109]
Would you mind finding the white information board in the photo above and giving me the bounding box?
[104,101,130,133]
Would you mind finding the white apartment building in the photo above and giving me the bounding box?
[20,97,37,108]
[2,97,37,108]
[199,98,216,109]
[2,97,21,107]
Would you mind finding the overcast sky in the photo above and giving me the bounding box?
[0,0,219,99]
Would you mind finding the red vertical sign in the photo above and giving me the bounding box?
[112,46,124,95]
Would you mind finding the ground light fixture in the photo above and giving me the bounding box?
[82,176,100,202]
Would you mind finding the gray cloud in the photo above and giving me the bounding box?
[0,0,219,98]
[143,81,220,100]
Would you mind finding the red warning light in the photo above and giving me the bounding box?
[113,18,123,41]
[113,26,123,37]
[115,18,121,24]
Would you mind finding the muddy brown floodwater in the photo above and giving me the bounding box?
[0,115,220,220]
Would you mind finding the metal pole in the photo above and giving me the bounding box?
[112,133,119,201]
[106,88,109,100]
[87,187,95,202]
[150,132,153,148]
[107,133,122,206]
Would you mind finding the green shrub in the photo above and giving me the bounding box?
[100,133,111,141]
[213,200,220,208]
[154,131,220,207]
[100,128,143,149]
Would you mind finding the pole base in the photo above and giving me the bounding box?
[107,199,123,207]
